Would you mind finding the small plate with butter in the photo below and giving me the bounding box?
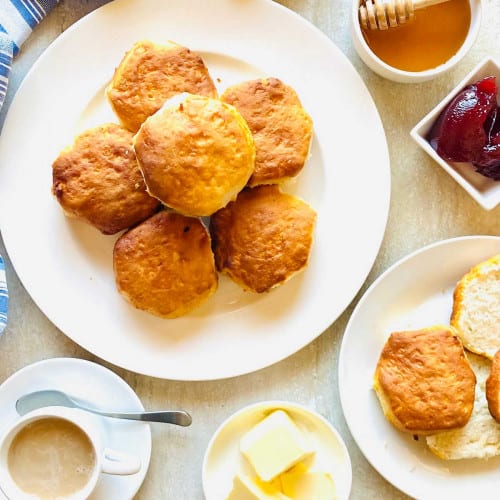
[202,401,351,500]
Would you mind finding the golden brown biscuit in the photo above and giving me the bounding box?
[427,352,500,460]
[486,349,500,422]
[451,254,500,359]
[220,78,313,187]
[373,326,476,435]
[134,94,255,217]
[52,123,160,235]
[113,211,217,318]
[107,40,217,132]
[210,185,316,293]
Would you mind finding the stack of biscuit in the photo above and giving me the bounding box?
[373,253,500,460]
[51,39,316,318]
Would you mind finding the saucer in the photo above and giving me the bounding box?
[0,357,151,500]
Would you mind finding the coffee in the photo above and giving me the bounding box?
[7,417,96,500]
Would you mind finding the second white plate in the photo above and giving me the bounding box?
[338,235,500,499]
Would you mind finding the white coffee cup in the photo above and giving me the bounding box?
[0,406,141,499]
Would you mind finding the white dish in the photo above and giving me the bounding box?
[338,235,500,499]
[0,357,151,500]
[202,400,352,500]
[0,0,390,380]
[410,57,500,210]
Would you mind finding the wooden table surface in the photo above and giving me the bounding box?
[0,1,499,498]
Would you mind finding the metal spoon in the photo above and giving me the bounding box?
[15,390,192,427]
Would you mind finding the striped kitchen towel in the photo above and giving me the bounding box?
[0,255,7,334]
[0,1,51,331]
[0,0,59,111]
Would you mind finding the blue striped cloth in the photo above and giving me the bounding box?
[0,1,58,332]
[0,256,7,334]
[0,0,59,111]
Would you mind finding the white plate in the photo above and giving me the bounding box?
[202,400,352,500]
[0,0,390,380]
[338,235,500,499]
[0,358,151,500]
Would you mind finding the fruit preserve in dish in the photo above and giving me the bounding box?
[429,76,500,180]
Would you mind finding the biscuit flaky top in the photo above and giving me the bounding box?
[52,123,160,235]
[221,78,313,187]
[113,211,218,318]
[107,40,217,132]
[426,352,500,460]
[373,326,476,434]
[210,185,316,293]
[134,94,255,217]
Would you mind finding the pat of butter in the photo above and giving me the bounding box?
[240,410,312,482]
[280,463,337,500]
[227,473,289,500]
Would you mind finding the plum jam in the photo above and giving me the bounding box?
[428,76,500,180]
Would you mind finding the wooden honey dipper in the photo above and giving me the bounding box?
[359,0,453,30]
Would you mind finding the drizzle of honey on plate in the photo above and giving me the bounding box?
[362,0,471,72]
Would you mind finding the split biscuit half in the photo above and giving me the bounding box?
[451,254,500,359]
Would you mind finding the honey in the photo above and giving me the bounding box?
[361,0,471,72]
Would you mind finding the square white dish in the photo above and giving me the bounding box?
[410,57,500,210]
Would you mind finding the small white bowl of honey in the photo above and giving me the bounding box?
[351,0,482,83]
